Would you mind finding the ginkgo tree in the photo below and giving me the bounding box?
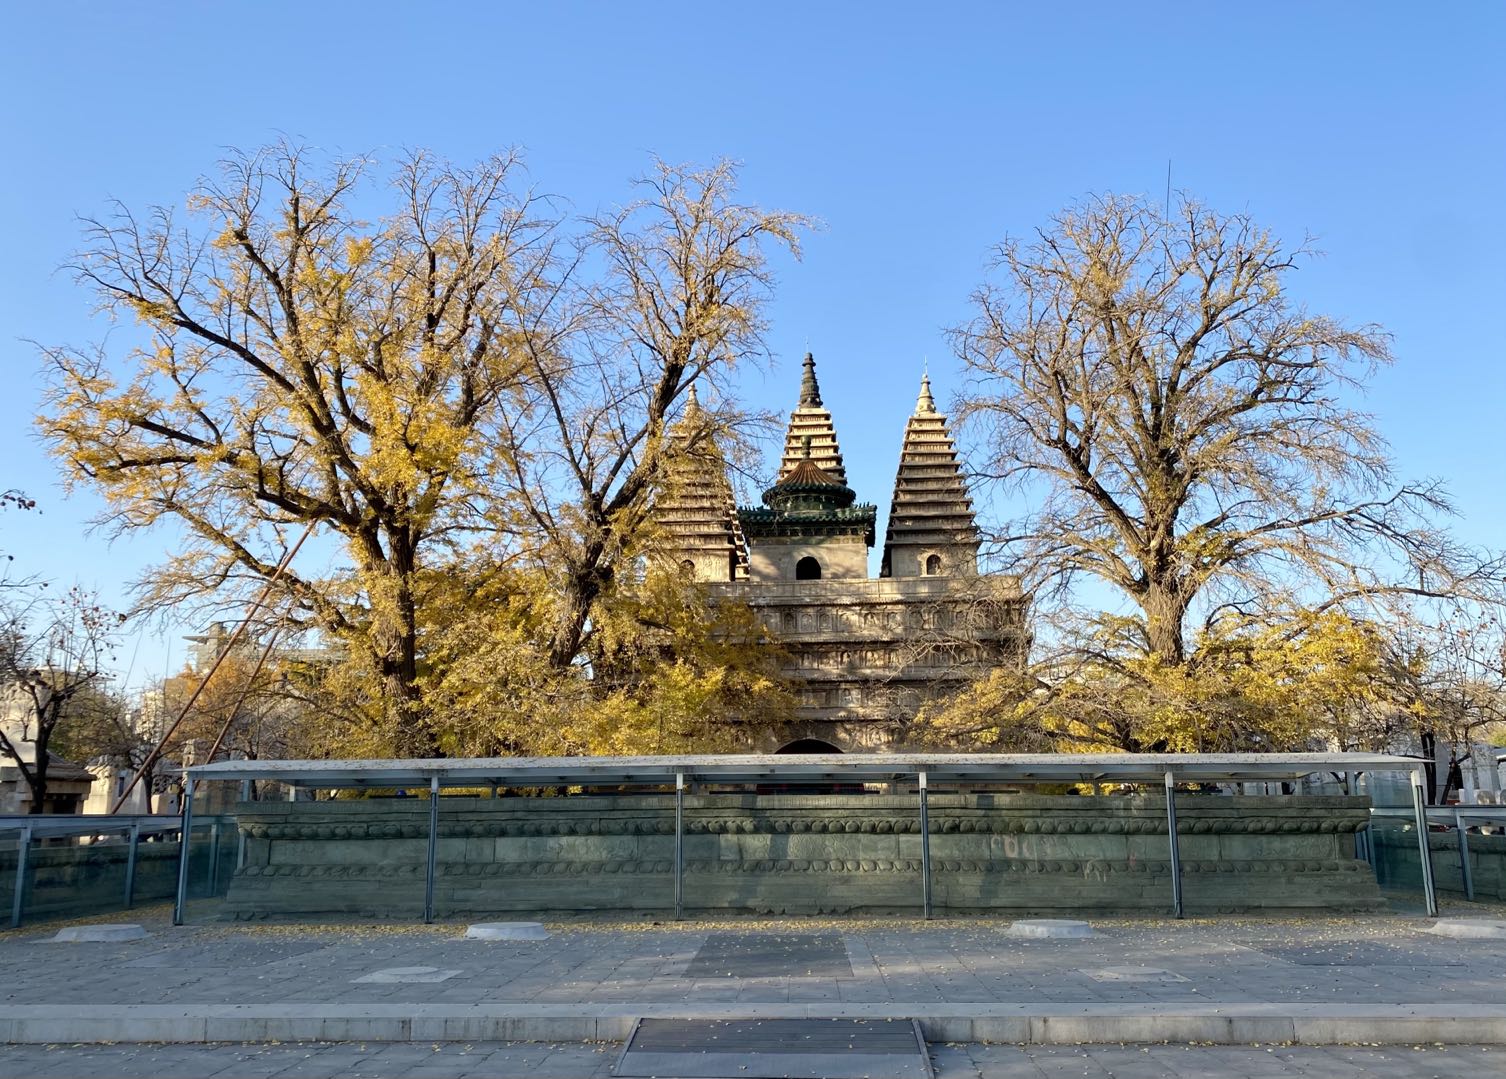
[952,194,1503,669]
[504,160,808,675]
[903,195,1506,768]
[40,145,807,757]
[927,193,1506,760]
[42,145,550,754]
[911,607,1408,755]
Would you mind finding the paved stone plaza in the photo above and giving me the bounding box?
[3,901,1506,1074]
[6,905,1505,1014]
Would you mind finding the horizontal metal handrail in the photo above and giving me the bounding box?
[1370,806,1506,825]
[0,814,233,838]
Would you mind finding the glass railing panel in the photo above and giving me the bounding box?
[25,828,133,923]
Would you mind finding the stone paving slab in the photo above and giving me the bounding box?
[7,908,1504,1008]
[2,1041,1505,1079]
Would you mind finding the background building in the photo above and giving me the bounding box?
[0,684,95,813]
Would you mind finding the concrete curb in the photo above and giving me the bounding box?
[5,1003,1505,1046]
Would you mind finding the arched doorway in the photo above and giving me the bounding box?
[794,556,822,580]
[764,737,859,793]
[774,737,843,754]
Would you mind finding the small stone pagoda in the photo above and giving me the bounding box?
[653,354,1029,749]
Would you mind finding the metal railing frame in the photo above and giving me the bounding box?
[1370,803,1506,903]
[7,760,1470,928]
[164,773,1386,925]
[1,811,234,930]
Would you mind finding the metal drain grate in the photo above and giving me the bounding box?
[614,1018,931,1078]
[684,932,853,978]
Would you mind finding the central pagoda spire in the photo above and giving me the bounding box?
[798,352,823,407]
[777,352,847,484]
[916,371,936,414]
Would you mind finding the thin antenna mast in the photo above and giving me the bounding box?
[202,621,286,768]
[109,522,315,813]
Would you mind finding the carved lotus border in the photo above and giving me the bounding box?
[239,813,1366,841]
[238,856,1367,879]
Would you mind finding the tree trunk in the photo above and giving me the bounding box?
[1420,730,1438,803]
[548,543,611,672]
[386,662,433,757]
[27,721,51,815]
[548,587,593,671]
[376,532,436,758]
[1142,582,1188,667]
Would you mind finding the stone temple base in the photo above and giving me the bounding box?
[222,793,1381,921]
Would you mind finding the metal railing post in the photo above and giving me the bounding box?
[424,776,440,924]
[1454,808,1474,902]
[10,824,32,929]
[1165,770,1183,919]
[123,821,141,908]
[674,772,685,920]
[1410,767,1438,917]
[207,817,222,896]
[235,779,252,872]
[173,779,196,926]
[919,770,932,920]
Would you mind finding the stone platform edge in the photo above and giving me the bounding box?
[4,1003,1501,1046]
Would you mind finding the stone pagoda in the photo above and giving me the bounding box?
[650,385,749,583]
[652,354,1029,750]
[879,372,980,580]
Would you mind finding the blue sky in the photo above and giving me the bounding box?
[2,2,1503,688]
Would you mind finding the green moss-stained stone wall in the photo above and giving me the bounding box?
[220,793,1381,920]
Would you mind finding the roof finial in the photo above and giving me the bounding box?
[686,382,700,411]
[801,434,813,458]
[798,352,822,407]
[916,367,936,414]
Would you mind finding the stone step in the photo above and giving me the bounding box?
[6,1003,1506,1046]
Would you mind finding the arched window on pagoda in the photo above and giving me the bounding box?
[795,556,822,580]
